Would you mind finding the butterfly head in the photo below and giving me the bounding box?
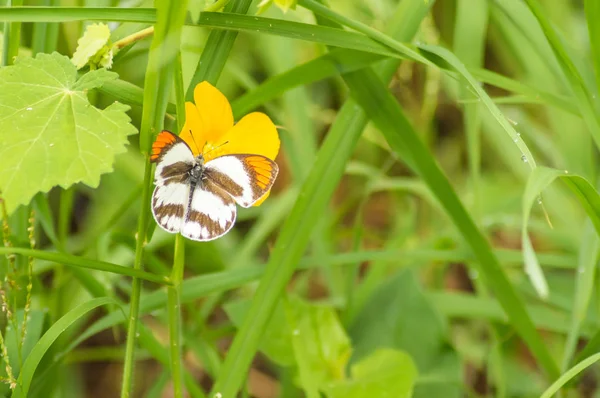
[189,161,204,181]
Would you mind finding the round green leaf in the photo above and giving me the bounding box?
[0,52,137,214]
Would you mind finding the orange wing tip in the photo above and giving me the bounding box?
[150,130,177,162]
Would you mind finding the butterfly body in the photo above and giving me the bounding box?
[150,130,278,241]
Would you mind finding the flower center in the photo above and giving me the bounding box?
[202,140,228,160]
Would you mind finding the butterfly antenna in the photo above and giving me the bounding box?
[203,141,230,156]
[189,129,203,155]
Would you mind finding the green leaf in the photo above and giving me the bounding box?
[226,296,352,396]
[0,52,136,214]
[349,270,462,398]
[285,297,352,395]
[71,22,113,69]
[350,270,442,365]
[323,349,417,398]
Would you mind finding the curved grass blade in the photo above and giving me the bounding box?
[12,297,120,398]
[540,353,600,398]
[521,166,600,300]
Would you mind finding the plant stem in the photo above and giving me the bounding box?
[168,235,185,397]
[120,161,153,398]
[113,26,154,49]
[168,50,187,398]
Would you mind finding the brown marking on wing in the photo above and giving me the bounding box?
[183,180,236,241]
[202,169,243,198]
[160,161,192,184]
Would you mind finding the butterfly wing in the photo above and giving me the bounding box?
[203,154,279,208]
[151,130,196,185]
[181,179,237,241]
[151,130,195,234]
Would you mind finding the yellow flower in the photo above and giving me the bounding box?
[179,81,280,206]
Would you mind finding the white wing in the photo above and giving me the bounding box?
[151,182,189,234]
[204,154,278,207]
[180,180,237,241]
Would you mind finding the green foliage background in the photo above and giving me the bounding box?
[0,0,599,397]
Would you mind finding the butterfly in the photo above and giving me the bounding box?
[150,130,279,241]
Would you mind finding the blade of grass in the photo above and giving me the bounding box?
[0,247,170,284]
[454,0,488,222]
[540,353,600,398]
[12,297,119,398]
[523,0,600,151]
[231,49,384,115]
[209,1,433,396]
[185,0,253,100]
[561,222,599,372]
[0,7,157,22]
[98,78,177,115]
[168,47,189,398]
[584,0,600,97]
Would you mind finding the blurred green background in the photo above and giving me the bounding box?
[1,0,600,397]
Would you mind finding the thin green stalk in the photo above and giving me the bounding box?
[167,50,187,398]
[120,162,153,398]
[168,236,185,397]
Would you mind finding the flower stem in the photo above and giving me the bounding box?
[113,26,155,50]
[168,234,185,397]
[168,50,186,398]
[120,161,153,398]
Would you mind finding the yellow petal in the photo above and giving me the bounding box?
[180,102,203,156]
[252,189,271,207]
[194,81,234,144]
[209,112,280,161]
